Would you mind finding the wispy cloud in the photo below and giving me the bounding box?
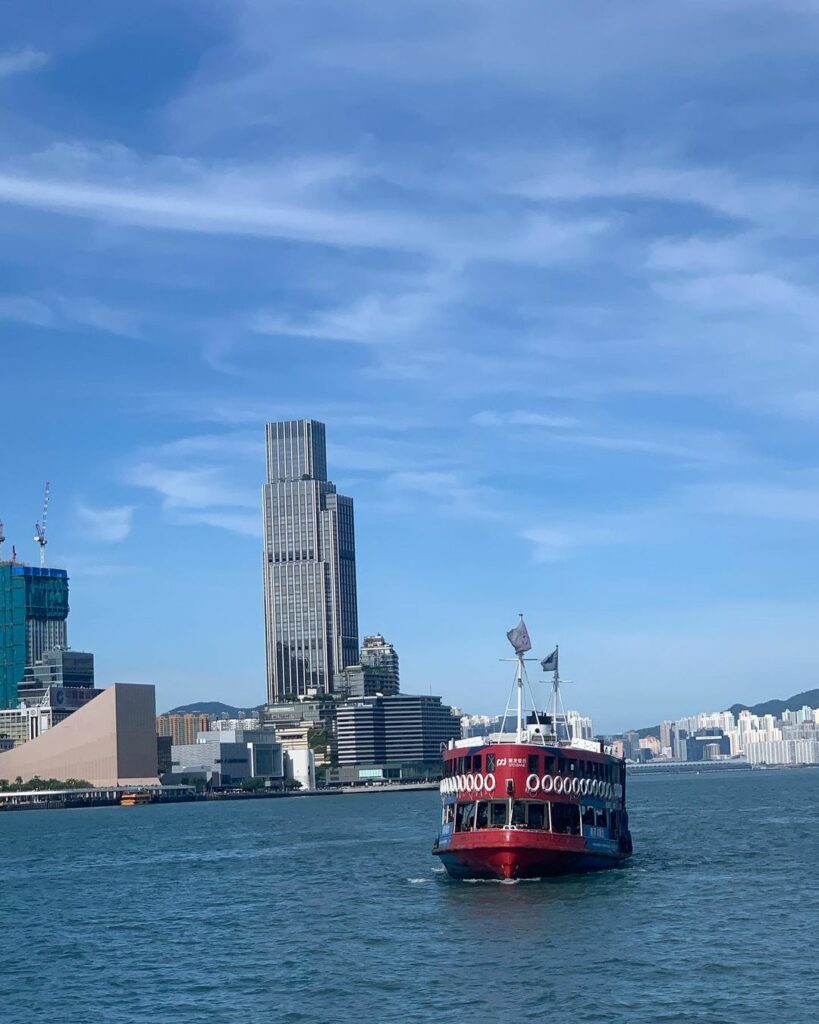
[125,462,256,511]
[0,291,141,338]
[470,410,580,429]
[75,502,134,543]
[0,48,47,79]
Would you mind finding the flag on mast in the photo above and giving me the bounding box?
[541,647,558,673]
[506,616,532,655]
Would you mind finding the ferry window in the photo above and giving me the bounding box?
[460,802,476,832]
[490,801,507,828]
[595,809,608,828]
[444,804,455,825]
[473,754,482,772]
[582,805,595,828]
[528,802,548,830]
[457,757,465,774]
[510,800,526,827]
[527,754,540,774]
[544,756,555,775]
[551,802,581,835]
[475,801,489,830]
[609,811,619,837]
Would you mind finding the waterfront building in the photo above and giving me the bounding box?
[0,683,159,787]
[659,720,674,757]
[171,728,284,788]
[332,693,460,785]
[262,419,359,702]
[0,563,69,709]
[746,738,819,765]
[0,684,104,748]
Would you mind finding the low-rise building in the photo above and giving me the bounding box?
[170,728,285,788]
[330,693,460,785]
[0,683,159,786]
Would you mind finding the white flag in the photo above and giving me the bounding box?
[506,617,532,655]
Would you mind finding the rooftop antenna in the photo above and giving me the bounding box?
[34,482,50,568]
[0,519,5,558]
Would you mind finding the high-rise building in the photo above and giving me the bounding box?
[334,633,400,698]
[360,634,399,689]
[0,563,69,709]
[262,419,359,702]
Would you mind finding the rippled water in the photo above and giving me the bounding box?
[2,769,816,1023]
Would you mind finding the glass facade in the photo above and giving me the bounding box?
[263,420,359,701]
[0,565,69,710]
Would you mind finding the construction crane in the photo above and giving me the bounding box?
[34,482,50,568]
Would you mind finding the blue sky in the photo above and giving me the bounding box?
[2,1,819,730]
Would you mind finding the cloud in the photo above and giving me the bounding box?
[0,141,607,269]
[0,48,47,79]
[470,410,580,429]
[523,522,624,563]
[75,502,134,543]
[685,479,819,522]
[0,291,141,338]
[125,462,256,511]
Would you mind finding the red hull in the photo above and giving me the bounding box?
[434,829,625,880]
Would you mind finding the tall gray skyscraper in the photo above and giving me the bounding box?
[262,419,359,702]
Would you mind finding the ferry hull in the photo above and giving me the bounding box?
[434,832,628,880]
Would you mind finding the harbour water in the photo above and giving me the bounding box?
[2,769,816,1024]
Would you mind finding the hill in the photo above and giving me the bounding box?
[165,701,264,717]
[630,688,819,738]
[726,688,819,719]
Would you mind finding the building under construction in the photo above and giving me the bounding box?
[0,564,70,710]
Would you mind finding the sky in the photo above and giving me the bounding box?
[2,1,819,731]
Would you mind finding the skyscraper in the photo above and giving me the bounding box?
[0,563,69,709]
[262,419,359,702]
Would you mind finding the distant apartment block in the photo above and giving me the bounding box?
[156,712,213,746]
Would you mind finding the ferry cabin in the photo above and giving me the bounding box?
[435,741,629,865]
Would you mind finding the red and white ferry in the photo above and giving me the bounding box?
[432,618,632,880]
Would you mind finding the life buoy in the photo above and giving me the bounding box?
[473,773,484,792]
[553,776,564,794]
[484,772,496,793]
[526,773,540,792]
[572,778,581,796]
[455,775,463,793]
[439,780,447,795]
[591,780,599,796]
[541,774,554,793]
[465,773,475,791]
[580,778,590,796]
[605,783,612,800]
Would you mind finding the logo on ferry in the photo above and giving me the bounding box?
[487,753,496,772]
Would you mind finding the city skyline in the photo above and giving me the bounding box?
[4,4,819,730]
